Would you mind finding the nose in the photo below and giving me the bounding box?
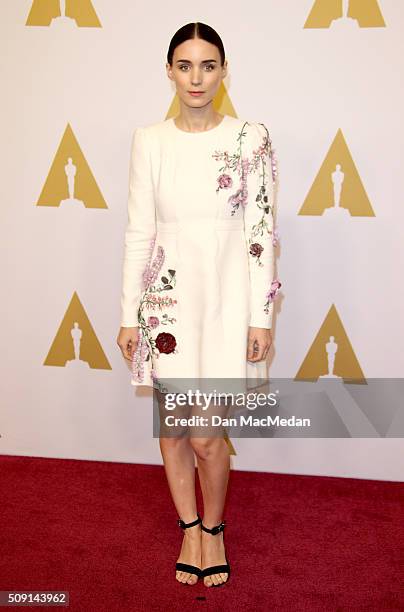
[190,68,202,86]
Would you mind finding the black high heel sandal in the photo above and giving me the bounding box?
[175,514,202,582]
[201,520,231,587]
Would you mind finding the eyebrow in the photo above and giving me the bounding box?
[176,59,217,64]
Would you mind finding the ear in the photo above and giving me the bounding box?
[166,63,174,81]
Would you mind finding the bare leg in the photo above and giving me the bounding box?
[159,436,201,585]
[190,436,230,587]
[158,389,202,588]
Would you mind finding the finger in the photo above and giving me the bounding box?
[263,338,273,359]
[253,345,264,362]
[248,339,261,361]
[123,340,137,362]
[247,337,256,360]
[251,342,268,362]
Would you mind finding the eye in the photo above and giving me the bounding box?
[178,64,215,71]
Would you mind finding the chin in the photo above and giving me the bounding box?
[185,97,211,107]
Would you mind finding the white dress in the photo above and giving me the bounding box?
[120,115,280,389]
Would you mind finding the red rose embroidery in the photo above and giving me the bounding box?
[155,332,177,354]
[249,242,264,258]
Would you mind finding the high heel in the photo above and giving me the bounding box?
[175,514,202,582]
[201,520,231,586]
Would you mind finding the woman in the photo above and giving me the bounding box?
[117,22,280,587]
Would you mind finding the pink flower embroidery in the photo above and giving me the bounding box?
[266,279,281,301]
[269,147,278,185]
[147,316,159,328]
[264,279,282,315]
[142,235,156,289]
[144,294,177,311]
[226,158,249,214]
[132,245,179,384]
[131,328,149,383]
[217,173,233,190]
[142,239,165,290]
[272,225,280,247]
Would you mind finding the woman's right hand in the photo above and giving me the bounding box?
[117,326,139,362]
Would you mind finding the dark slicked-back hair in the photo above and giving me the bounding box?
[167,22,225,66]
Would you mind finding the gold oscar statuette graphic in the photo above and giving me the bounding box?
[26,0,101,27]
[295,304,365,383]
[299,129,375,217]
[304,0,386,29]
[36,123,107,209]
[44,292,111,369]
[166,82,237,120]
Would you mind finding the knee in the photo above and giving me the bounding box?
[190,437,218,460]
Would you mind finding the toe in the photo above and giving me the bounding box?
[187,574,197,585]
[211,574,219,586]
[204,575,213,587]
[182,572,190,583]
[220,572,228,582]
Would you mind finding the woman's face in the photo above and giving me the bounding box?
[166,38,227,109]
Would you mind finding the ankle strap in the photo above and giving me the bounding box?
[201,520,226,535]
[177,513,201,529]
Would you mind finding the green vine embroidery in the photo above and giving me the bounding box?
[212,122,275,267]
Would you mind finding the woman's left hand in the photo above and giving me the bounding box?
[247,327,272,362]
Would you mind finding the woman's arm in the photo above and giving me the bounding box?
[243,121,279,331]
[120,127,156,328]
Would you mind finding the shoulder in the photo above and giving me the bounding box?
[129,119,173,153]
[225,116,271,148]
[136,119,171,141]
[243,119,271,143]
[238,119,277,182]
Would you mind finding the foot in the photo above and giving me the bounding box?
[201,528,229,587]
[176,522,201,585]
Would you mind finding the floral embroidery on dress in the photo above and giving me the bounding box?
[264,279,282,314]
[212,121,283,316]
[246,122,276,268]
[272,225,280,247]
[131,235,178,384]
[212,128,250,215]
[212,122,276,264]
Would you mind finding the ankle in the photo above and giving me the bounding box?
[183,524,201,538]
[201,521,223,530]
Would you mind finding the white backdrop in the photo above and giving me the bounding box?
[1,1,403,481]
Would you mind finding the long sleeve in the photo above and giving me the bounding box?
[243,121,278,329]
[120,127,156,327]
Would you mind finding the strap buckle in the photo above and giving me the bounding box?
[202,520,226,535]
[211,521,226,535]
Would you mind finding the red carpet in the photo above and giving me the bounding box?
[0,455,403,611]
